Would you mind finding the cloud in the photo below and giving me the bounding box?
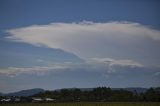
[36,59,44,62]
[0,58,144,76]
[153,72,160,77]
[87,58,143,73]
[5,21,160,59]
[0,63,73,76]
[89,58,143,67]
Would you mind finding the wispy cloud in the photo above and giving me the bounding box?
[87,58,144,73]
[0,58,144,76]
[5,21,160,59]
[0,65,68,76]
[89,58,143,68]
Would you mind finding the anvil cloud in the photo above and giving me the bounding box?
[6,21,160,59]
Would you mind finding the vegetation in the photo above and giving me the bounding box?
[33,87,160,102]
[1,87,159,105]
[0,102,160,106]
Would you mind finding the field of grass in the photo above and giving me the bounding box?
[1,102,160,106]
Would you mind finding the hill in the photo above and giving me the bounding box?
[6,88,44,97]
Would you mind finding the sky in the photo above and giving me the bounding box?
[0,0,160,93]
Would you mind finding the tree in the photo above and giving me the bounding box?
[145,88,160,102]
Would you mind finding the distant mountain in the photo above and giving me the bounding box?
[55,87,147,94]
[124,87,148,93]
[0,92,4,96]
[6,88,45,97]
[55,88,93,92]
[112,87,148,93]
[0,87,152,97]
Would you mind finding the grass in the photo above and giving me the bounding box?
[1,102,160,106]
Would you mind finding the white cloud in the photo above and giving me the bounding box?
[87,58,143,73]
[0,58,143,76]
[89,58,143,68]
[5,21,160,59]
[36,59,44,62]
[0,64,72,76]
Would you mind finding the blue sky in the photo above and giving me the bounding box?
[0,0,160,93]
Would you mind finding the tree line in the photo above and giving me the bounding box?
[33,87,160,102]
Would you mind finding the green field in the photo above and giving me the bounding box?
[1,102,160,106]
